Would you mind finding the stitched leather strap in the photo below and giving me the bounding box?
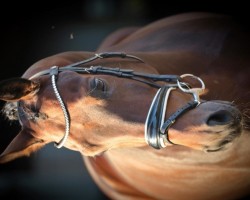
[145,86,199,149]
[160,101,198,134]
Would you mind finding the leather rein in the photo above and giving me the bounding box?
[20,52,205,149]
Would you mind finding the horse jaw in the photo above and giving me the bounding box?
[38,96,147,156]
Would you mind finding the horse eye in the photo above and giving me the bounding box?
[91,78,107,92]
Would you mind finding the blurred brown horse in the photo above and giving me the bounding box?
[0,13,249,199]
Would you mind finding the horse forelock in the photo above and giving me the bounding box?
[2,102,18,121]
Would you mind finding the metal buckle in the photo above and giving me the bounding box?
[177,74,205,104]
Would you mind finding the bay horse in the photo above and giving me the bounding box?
[0,12,250,200]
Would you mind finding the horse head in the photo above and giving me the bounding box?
[0,51,244,163]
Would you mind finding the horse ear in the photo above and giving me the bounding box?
[0,78,40,101]
[0,129,45,163]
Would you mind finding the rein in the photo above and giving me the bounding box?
[21,52,205,149]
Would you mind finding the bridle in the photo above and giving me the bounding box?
[19,52,205,149]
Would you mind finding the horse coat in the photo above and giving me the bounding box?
[0,12,250,200]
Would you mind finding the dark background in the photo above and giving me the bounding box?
[0,1,249,200]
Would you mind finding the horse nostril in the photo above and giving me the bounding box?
[207,110,234,126]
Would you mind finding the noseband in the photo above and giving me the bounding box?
[22,52,205,149]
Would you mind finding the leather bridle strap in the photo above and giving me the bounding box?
[30,66,180,89]
[160,101,198,134]
[29,52,180,89]
[145,85,199,149]
[145,86,174,149]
